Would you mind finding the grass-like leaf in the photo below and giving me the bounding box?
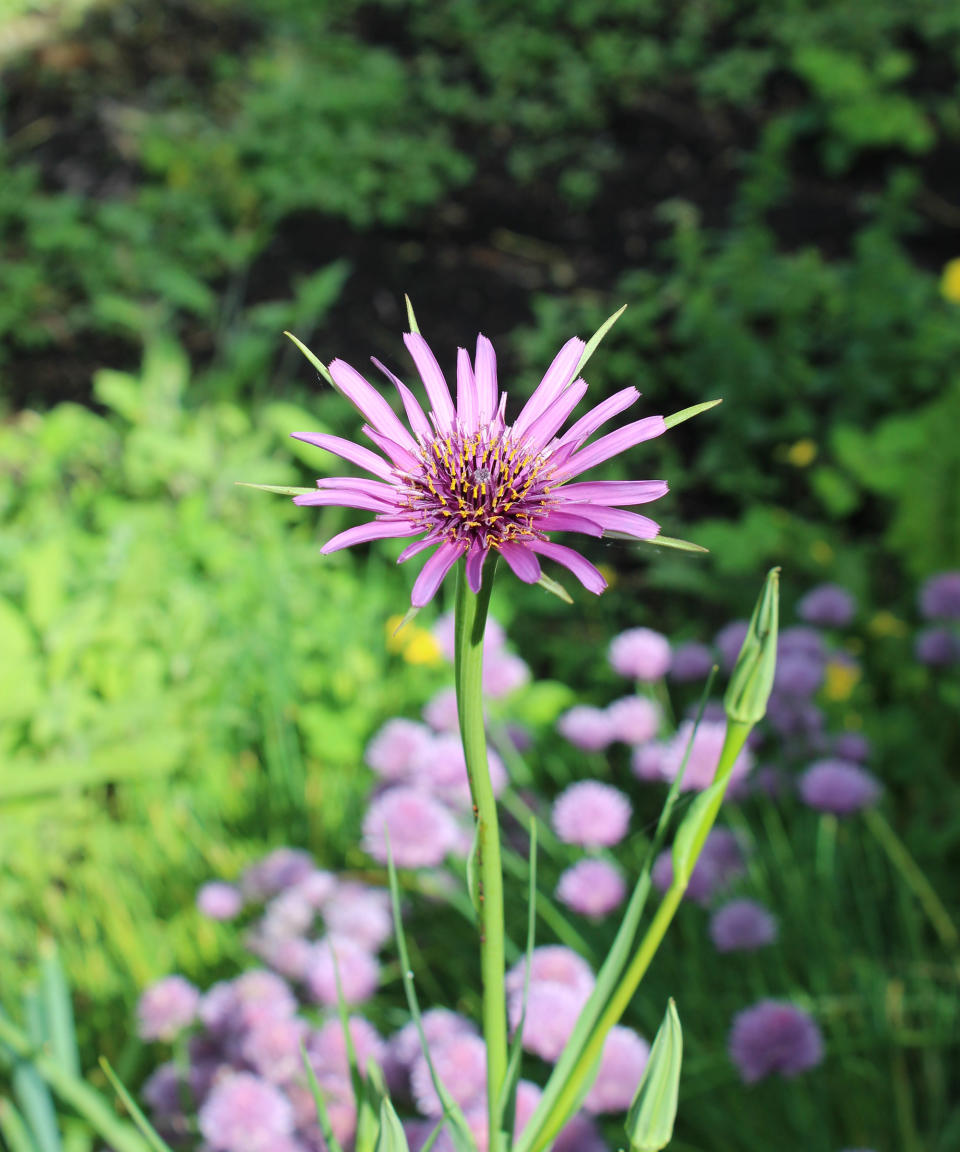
[299,1046,346,1152]
[98,1059,174,1152]
[39,942,79,1079]
[0,1098,37,1152]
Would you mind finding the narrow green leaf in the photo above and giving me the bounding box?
[625,1000,682,1152]
[0,1098,38,1152]
[671,780,726,887]
[535,573,573,604]
[283,331,334,386]
[39,942,79,1078]
[98,1060,175,1152]
[234,482,316,496]
[374,1095,411,1152]
[14,992,60,1152]
[574,305,627,378]
[300,1047,346,1152]
[404,295,421,335]
[663,399,721,431]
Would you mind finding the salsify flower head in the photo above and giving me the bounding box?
[290,323,672,605]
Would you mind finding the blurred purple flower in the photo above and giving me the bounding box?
[142,1063,185,1116]
[242,1017,308,1084]
[920,571,960,620]
[305,936,380,1005]
[390,1008,479,1072]
[714,621,749,670]
[606,696,660,744]
[323,883,393,951]
[710,899,778,952]
[669,641,714,682]
[197,882,243,921]
[915,627,960,666]
[484,650,530,697]
[423,688,460,732]
[766,698,825,744]
[200,971,297,1039]
[773,650,823,698]
[833,731,870,762]
[556,706,615,751]
[415,733,507,807]
[261,889,315,941]
[728,1000,823,1083]
[652,828,746,905]
[198,1072,295,1152]
[552,781,631,848]
[609,628,671,681]
[362,787,460,868]
[799,760,881,816]
[583,1025,650,1114]
[509,981,589,1063]
[246,931,313,982]
[780,626,826,661]
[797,584,855,628]
[137,976,200,1042]
[638,719,753,793]
[553,1112,609,1152]
[241,849,315,902]
[365,718,434,782]
[308,1015,386,1082]
[556,859,626,919]
[506,945,595,1001]
[411,1032,487,1116]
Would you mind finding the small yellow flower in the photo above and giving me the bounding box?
[940,257,960,304]
[596,563,618,588]
[868,610,908,638]
[823,660,860,702]
[402,629,444,666]
[786,439,818,467]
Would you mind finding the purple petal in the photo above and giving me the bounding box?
[529,540,607,594]
[404,333,456,434]
[363,426,423,473]
[538,511,604,537]
[291,432,394,480]
[550,415,666,482]
[397,536,438,564]
[499,542,542,584]
[555,387,640,449]
[556,480,668,506]
[457,348,479,434]
[512,337,585,438]
[320,519,421,555]
[371,358,433,442]
[329,360,418,452]
[475,336,498,426]
[315,477,398,498]
[561,504,660,539]
[521,379,588,452]
[294,490,396,512]
[466,546,488,592]
[411,541,466,607]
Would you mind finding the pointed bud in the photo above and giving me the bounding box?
[625,999,683,1152]
[723,567,780,727]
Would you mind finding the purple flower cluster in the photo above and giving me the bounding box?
[728,1000,824,1083]
[652,828,747,906]
[552,781,632,848]
[798,760,881,816]
[709,900,778,953]
[633,718,754,793]
[609,627,671,681]
[557,695,660,751]
[919,571,960,620]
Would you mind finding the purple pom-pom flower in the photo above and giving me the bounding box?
[709,899,778,952]
[556,706,615,751]
[197,882,244,921]
[556,859,626,919]
[362,787,460,868]
[552,781,631,848]
[799,760,881,816]
[137,976,200,1042]
[919,571,960,620]
[797,584,855,627]
[728,1000,824,1083]
[608,628,671,681]
[198,1072,295,1152]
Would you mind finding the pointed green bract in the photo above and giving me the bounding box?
[234,482,316,496]
[723,566,780,726]
[671,779,725,886]
[393,606,421,638]
[625,1000,682,1152]
[637,535,709,554]
[536,572,573,604]
[574,304,627,378]
[374,1096,411,1152]
[405,295,421,335]
[284,330,334,386]
[663,398,722,430]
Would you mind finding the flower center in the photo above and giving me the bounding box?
[403,429,554,548]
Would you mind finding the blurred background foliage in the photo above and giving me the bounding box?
[1,0,959,1145]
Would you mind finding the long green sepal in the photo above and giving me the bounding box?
[625,1000,682,1151]
[283,331,334,386]
[405,295,421,335]
[234,482,316,496]
[663,399,721,430]
[574,305,627,378]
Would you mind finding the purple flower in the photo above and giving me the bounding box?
[652,828,746,905]
[915,627,960,666]
[506,945,596,1000]
[415,732,507,807]
[728,1000,824,1083]
[766,698,825,744]
[197,882,244,921]
[509,981,589,1063]
[714,621,749,670]
[920,571,960,620]
[780,626,826,661]
[390,1008,479,1071]
[637,719,753,793]
[241,849,315,901]
[423,688,460,732]
[411,1032,487,1116]
[797,584,856,627]
[261,889,315,941]
[552,781,632,848]
[799,760,881,816]
[362,787,461,868]
[556,706,615,751]
[322,883,393,950]
[556,859,626,919]
[709,900,778,952]
[773,650,823,698]
[365,718,434,782]
[833,731,870,762]
[583,1026,650,1114]
[609,628,671,681]
[606,696,660,744]
[553,1112,609,1152]
[305,936,380,1005]
[198,1072,295,1152]
[247,932,313,982]
[142,1063,185,1117]
[241,1016,308,1084]
[484,650,530,697]
[137,976,200,1042]
[308,1015,386,1082]
[291,329,670,605]
[669,641,714,682]
[200,971,297,1038]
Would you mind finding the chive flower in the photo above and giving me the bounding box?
[292,330,668,604]
[728,1000,824,1083]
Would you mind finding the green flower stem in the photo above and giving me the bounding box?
[529,721,751,1152]
[453,560,507,1146]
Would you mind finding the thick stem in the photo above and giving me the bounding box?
[453,560,507,1148]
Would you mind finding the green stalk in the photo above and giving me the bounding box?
[528,721,751,1152]
[453,560,507,1148]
